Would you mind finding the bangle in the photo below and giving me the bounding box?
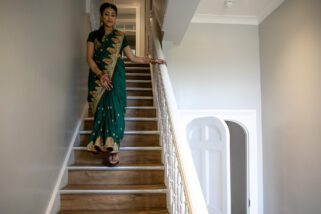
[97,72,103,78]
[149,57,156,64]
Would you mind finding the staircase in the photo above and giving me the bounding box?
[58,62,169,213]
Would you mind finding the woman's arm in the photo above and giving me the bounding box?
[86,42,112,90]
[123,46,166,64]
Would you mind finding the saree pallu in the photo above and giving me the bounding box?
[87,30,126,153]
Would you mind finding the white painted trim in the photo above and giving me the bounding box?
[126,87,152,90]
[85,0,90,14]
[60,189,167,194]
[191,0,284,26]
[126,67,150,70]
[126,73,151,76]
[179,109,260,214]
[117,2,145,56]
[73,146,162,151]
[126,106,156,109]
[67,166,164,171]
[45,103,88,214]
[84,117,158,121]
[79,130,159,134]
[192,13,258,25]
[257,0,285,23]
[117,18,136,24]
[127,96,153,99]
[136,6,141,56]
[126,80,151,83]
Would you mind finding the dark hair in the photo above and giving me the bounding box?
[97,3,118,42]
[100,2,118,15]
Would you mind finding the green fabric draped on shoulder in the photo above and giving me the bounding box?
[86,29,129,153]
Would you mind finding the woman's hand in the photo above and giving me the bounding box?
[99,74,113,90]
[152,58,166,65]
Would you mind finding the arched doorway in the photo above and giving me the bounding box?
[226,121,249,214]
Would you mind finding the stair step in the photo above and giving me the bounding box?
[78,131,160,147]
[125,67,150,71]
[126,68,150,74]
[83,117,158,131]
[126,73,151,81]
[125,107,156,117]
[60,193,166,211]
[87,106,157,117]
[127,87,152,91]
[126,80,152,88]
[72,149,162,166]
[84,117,158,121]
[126,73,151,77]
[73,146,162,151]
[71,162,163,167]
[79,130,159,134]
[67,166,164,186]
[62,184,166,191]
[59,208,169,214]
[127,96,153,106]
[125,61,150,67]
[67,165,164,170]
[127,87,153,96]
[126,76,151,81]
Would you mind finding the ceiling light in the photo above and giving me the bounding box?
[224,0,234,8]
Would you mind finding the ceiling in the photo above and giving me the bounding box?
[193,0,285,25]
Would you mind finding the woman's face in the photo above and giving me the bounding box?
[101,7,117,28]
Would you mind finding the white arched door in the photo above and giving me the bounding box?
[187,117,231,214]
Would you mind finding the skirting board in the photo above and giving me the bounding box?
[45,103,88,214]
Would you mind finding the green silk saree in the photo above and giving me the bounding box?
[86,29,128,153]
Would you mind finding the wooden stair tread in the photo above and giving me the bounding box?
[59,208,169,214]
[60,193,166,210]
[69,163,164,167]
[63,184,166,190]
[73,150,162,165]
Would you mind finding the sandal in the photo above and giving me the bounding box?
[106,152,119,167]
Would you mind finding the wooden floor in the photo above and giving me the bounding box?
[58,63,168,213]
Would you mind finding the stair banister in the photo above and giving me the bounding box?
[150,18,209,214]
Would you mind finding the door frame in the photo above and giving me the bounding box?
[180,109,260,214]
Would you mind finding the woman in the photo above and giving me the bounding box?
[86,3,164,166]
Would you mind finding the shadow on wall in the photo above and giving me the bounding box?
[226,121,248,214]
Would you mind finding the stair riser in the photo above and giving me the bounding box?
[127,99,153,106]
[68,170,164,185]
[126,70,150,74]
[126,108,156,117]
[83,120,158,131]
[60,193,166,211]
[125,63,150,68]
[127,90,153,96]
[86,99,153,108]
[59,210,168,214]
[87,108,157,117]
[126,82,152,88]
[78,134,160,147]
[73,150,162,165]
[126,75,151,80]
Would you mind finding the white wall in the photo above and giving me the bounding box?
[163,23,261,111]
[259,0,321,214]
[163,23,263,213]
[0,0,90,213]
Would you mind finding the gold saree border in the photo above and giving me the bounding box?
[92,30,125,114]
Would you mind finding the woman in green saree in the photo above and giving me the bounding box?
[86,3,164,166]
